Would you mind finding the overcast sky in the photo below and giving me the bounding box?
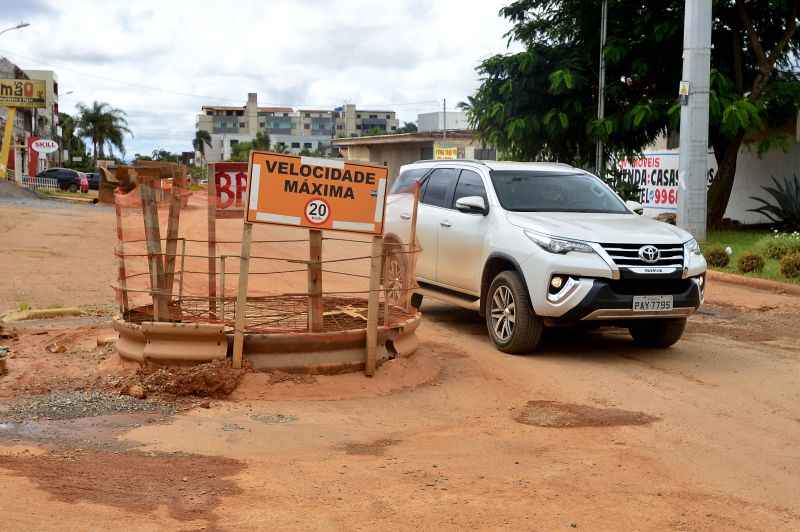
[0,0,516,158]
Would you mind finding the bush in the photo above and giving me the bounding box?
[737,252,765,273]
[748,175,800,230]
[780,252,800,278]
[759,231,800,259]
[704,245,730,268]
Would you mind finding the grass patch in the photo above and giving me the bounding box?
[702,229,800,285]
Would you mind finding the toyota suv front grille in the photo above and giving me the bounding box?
[600,243,684,268]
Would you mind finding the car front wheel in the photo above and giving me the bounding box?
[628,318,687,348]
[486,271,543,354]
[68,183,79,193]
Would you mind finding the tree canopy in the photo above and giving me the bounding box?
[466,0,800,226]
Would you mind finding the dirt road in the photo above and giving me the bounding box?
[1,194,799,530]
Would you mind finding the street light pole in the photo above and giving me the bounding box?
[595,0,608,178]
[0,22,30,38]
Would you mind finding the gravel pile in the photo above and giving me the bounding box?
[0,390,176,422]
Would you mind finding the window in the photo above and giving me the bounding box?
[304,123,310,129]
[239,122,245,128]
[336,125,343,130]
[391,126,397,131]
[357,114,361,119]
[452,170,487,206]
[226,110,233,116]
[304,142,312,148]
[259,122,266,128]
[230,139,239,147]
[291,142,300,148]
[386,114,391,119]
[421,168,459,208]
[369,114,377,119]
[489,171,628,213]
[304,113,310,118]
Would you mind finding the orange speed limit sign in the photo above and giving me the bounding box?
[246,151,388,235]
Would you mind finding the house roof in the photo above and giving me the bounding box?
[331,130,477,146]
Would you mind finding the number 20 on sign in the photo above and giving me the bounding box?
[245,151,388,235]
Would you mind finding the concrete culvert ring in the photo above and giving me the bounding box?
[382,240,407,308]
[514,400,659,428]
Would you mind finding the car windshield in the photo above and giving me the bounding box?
[489,170,629,213]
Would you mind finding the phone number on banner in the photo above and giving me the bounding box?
[643,187,678,209]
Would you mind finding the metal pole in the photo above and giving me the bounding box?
[677,0,711,240]
[442,98,447,142]
[595,0,608,178]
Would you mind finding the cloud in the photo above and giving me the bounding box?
[0,0,54,24]
[0,0,514,156]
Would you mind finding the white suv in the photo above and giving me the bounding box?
[384,160,706,353]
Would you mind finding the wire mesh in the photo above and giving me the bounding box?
[112,163,420,334]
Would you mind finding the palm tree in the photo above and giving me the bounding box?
[76,101,132,162]
[193,129,212,164]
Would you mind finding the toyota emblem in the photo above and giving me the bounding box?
[638,245,660,263]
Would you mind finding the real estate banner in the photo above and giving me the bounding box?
[616,151,717,216]
[0,78,46,108]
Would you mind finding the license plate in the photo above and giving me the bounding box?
[632,295,674,312]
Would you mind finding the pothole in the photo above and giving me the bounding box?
[514,400,658,428]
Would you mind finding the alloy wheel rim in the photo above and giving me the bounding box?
[490,285,515,342]
[385,257,403,306]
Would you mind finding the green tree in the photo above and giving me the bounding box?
[58,112,87,164]
[273,142,289,154]
[230,141,253,161]
[466,0,800,227]
[76,101,132,161]
[396,122,418,134]
[193,130,212,164]
[151,149,179,162]
[253,130,270,150]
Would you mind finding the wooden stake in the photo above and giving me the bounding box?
[308,229,323,332]
[139,174,168,321]
[406,181,421,311]
[232,222,253,369]
[220,255,227,323]
[207,162,218,321]
[177,238,186,304]
[163,164,183,296]
[114,201,129,316]
[365,235,384,376]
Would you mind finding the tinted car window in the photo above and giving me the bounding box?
[421,168,459,208]
[489,171,628,213]
[391,168,428,193]
[452,170,487,206]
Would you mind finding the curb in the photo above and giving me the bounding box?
[707,270,800,296]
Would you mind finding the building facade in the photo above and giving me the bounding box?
[417,111,470,133]
[196,93,400,162]
[0,57,35,179]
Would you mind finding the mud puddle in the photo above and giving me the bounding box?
[514,400,659,428]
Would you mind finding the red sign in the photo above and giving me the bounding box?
[210,162,248,218]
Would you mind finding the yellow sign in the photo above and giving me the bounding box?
[434,145,459,160]
[246,151,388,235]
[0,78,46,108]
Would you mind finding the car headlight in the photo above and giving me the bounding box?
[524,230,595,254]
[684,238,702,256]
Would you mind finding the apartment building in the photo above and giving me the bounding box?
[24,69,60,143]
[196,93,399,161]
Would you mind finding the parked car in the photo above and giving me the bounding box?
[384,160,707,353]
[86,172,101,191]
[36,167,85,193]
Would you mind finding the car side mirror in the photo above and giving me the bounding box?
[625,200,644,215]
[455,196,488,215]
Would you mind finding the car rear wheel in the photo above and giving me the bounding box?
[68,183,79,193]
[486,271,543,354]
[382,240,407,308]
[628,318,687,348]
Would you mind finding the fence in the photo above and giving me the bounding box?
[21,175,58,193]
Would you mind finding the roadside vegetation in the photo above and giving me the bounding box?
[702,229,800,284]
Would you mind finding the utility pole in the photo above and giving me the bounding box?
[677,0,712,240]
[595,0,608,178]
[442,98,447,142]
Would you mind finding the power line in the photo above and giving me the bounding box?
[0,47,442,109]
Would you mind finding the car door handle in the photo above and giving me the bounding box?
[400,213,411,220]
[440,221,452,228]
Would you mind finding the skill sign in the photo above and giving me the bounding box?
[246,151,388,235]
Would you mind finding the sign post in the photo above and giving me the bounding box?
[0,107,15,179]
[233,151,388,371]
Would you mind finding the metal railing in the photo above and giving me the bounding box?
[21,175,58,192]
